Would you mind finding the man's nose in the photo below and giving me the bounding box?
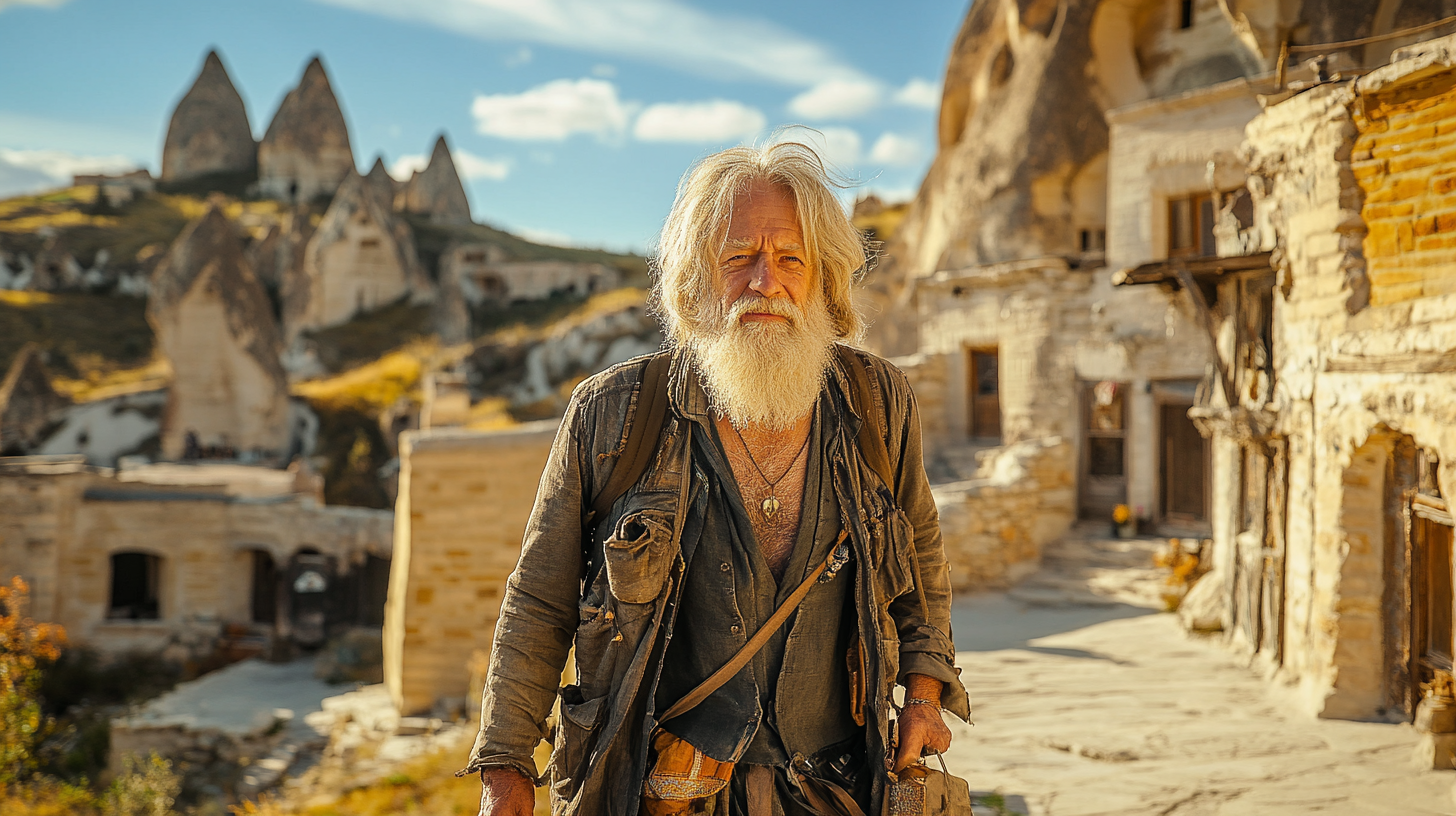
[747,256,786,297]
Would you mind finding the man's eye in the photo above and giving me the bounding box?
[782,255,803,264]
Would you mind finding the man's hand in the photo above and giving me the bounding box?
[479,766,535,816]
[893,674,952,772]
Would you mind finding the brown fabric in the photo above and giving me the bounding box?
[847,633,867,727]
[589,350,671,526]
[745,765,774,816]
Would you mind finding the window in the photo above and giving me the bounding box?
[1079,228,1106,253]
[1168,192,1215,258]
[108,552,160,620]
[358,238,381,249]
[1178,0,1194,29]
[967,348,1001,441]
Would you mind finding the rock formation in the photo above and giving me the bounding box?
[364,157,398,212]
[160,51,257,185]
[283,170,429,343]
[399,135,472,225]
[148,206,291,459]
[0,344,70,455]
[257,56,355,204]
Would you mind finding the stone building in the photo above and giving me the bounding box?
[148,206,293,460]
[876,0,1456,590]
[283,170,430,343]
[398,135,472,226]
[0,455,392,659]
[446,245,620,306]
[383,423,557,715]
[160,50,256,186]
[257,57,355,204]
[1115,32,1456,745]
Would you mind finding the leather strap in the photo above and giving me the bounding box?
[835,345,894,491]
[659,530,849,723]
[588,351,671,526]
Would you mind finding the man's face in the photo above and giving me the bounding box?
[716,181,815,323]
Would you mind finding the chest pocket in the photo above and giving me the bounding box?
[603,496,677,604]
[862,486,915,603]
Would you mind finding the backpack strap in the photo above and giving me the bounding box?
[835,344,894,492]
[587,350,672,528]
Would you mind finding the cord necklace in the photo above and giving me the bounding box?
[728,420,812,520]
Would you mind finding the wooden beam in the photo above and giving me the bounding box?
[1325,350,1456,374]
[1174,263,1236,408]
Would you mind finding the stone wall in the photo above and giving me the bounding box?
[1199,35,1456,720]
[384,423,557,716]
[933,438,1076,590]
[0,458,392,657]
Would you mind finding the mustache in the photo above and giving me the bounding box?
[726,295,802,324]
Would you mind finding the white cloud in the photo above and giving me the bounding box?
[787,79,882,120]
[311,0,872,88]
[0,0,70,11]
[0,148,136,197]
[390,154,428,180]
[868,133,922,167]
[634,100,765,143]
[455,149,511,180]
[393,149,511,181]
[892,77,940,109]
[472,78,631,141]
[772,127,862,171]
[591,64,617,78]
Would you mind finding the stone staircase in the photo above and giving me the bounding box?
[1006,524,1169,610]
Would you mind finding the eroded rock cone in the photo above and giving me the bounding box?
[258,56,355,204]
[161,50,257,184]
[401,134,472,226]
[0,343,70,455]
[148,206,290,460]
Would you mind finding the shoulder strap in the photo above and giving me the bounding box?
[587,351,672,527]
[836,344,895,491]
[660,530,848,724]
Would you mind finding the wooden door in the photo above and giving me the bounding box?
[1160,402,1207,523]
[968,349,1001,441]
[1413,496,1456,713]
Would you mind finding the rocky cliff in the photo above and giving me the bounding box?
[160,51,256,185]
[257,57,355,203]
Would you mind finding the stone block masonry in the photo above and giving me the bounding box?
[384,422,558,716]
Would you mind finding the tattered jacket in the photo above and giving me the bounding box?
[462,345,971,815]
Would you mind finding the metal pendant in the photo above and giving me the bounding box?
[761,495,781,519]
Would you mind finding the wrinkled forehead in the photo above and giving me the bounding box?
[722,180,803,240]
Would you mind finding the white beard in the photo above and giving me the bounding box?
[689,291,837,430]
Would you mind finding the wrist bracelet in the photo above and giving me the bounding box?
[904,697,941,709]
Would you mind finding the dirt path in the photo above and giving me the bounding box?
[943,533,1455,816]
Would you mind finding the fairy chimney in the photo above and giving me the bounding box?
[400,135,473,225]
[160,50,257,184]
[365,156,398,211]
[257,56,355,204]
[148,206,290,460]
[283,170,429,343]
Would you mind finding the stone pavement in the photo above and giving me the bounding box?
[942,533,1456,816]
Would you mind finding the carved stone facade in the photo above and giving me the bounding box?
[1118,36,1456,744]
[147,207,291,460]
[0,457,391,660]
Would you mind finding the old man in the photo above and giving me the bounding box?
[464,142,970,815]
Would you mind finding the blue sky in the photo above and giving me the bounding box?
[0,0,967,253]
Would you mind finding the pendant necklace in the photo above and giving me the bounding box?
[729,420,812,520]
